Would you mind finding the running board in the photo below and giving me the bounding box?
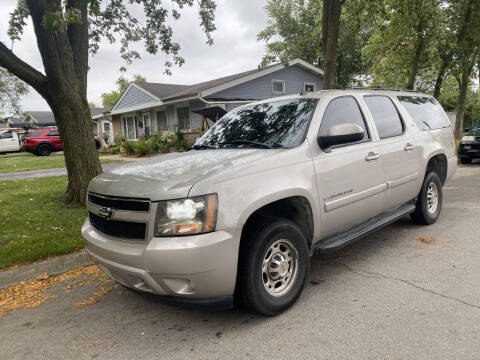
[311,202,416,254]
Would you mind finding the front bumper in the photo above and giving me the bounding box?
[459,142,480,158]
[81,220,242,299]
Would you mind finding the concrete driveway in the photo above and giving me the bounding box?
[1,165,479,360]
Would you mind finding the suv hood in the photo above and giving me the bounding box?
[88,149,278,200]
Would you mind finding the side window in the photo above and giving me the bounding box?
[1,132,13,139]
[48,130,59,136]
[398,96,451,131]
[319,96,370,144]
[364,96,404,139]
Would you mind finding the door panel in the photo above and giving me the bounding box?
[312,95,386,238]
[313,141,386,237]
[380,136,421,209]
[362,95,421,210]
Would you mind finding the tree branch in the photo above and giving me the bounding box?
[0,41,47,96]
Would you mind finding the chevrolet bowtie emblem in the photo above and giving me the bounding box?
[98,207,113,220]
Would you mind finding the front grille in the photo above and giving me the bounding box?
[89,212,147,240]
[475,136,480,142]
[88,193,150,212]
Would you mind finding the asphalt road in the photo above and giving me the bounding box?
[1,164,480,360]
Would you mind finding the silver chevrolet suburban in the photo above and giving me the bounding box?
[82,89,457,315]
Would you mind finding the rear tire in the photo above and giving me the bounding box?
[236,219,309,316]
[460,157,472,164]
[411,172,442,225]
[36,144,52,156]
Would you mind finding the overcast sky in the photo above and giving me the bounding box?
[0,0,268,112]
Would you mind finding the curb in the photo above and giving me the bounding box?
[0,250,92,290]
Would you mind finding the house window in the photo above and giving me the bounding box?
[124,116,136,140]
[177,107,191,130]
[272,80,285,94]
[156,111,168,131]
[103,122,110,133]
[304,82,316,93]
[143,113,151,136]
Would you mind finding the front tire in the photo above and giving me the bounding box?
[236,219,309,316]
[411,172,443,225]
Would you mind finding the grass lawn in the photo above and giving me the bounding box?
[0,153,120,173]
[0,152,31,159]
[0,176,87,270]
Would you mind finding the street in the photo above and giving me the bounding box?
[1,164,479,360]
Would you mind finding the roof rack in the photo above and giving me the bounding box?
[342,86,420,93]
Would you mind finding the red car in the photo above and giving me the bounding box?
[22,127,101,156]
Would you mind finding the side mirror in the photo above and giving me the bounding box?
[464,128,470,133]
[318,123,365,149]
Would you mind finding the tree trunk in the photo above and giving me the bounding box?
[406,29,425,90]
[322,0,342,89]
[46,90,102,204]
[26,0,101,205]
[433,54,451,99]
[455,66,471,139]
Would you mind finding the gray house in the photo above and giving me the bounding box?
[109,59,324,141]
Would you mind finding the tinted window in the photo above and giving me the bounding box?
[23,131,43,137]
[398,96,451,131]
[469,119,480,135]
[364,96,404,139]
[0,132,13,139]
[48,130,59,136]
[319,96,369,142]
[197,98,317,148]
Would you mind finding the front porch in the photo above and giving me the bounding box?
[111,99,204,142]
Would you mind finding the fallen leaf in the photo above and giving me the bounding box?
[0,265,104,318]
[417,236,437,245]
[36,272,49,281]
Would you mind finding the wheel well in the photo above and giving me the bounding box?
[426,154,447,184]
[241,196,314,245]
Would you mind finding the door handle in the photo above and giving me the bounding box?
[404,143,415,151]
[365,152,380,161]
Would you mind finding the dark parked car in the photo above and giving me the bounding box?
[459,118,480,164]
[22,127,101,156]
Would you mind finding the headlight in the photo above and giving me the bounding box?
[462,135,475,143]
[154,194,218,236]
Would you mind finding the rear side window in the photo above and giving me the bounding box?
[398,96,451,131]
[24,131,43,137]
[48,130,59,136]
[364,96,404,139]
[0,132,13,139]
[319,96,370,142]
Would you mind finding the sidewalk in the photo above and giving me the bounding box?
[0,251,92,290]
[0,160,131,181]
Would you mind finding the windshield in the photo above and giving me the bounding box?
[470,119,480,134]
[196,98,318,149]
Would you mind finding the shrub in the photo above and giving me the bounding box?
[133,140,150,156]
[115,135,126,144]
[110,146,120,155]
[123,141,136,156]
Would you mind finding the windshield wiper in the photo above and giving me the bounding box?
[192,143,217,150]
[221,140,285,149]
